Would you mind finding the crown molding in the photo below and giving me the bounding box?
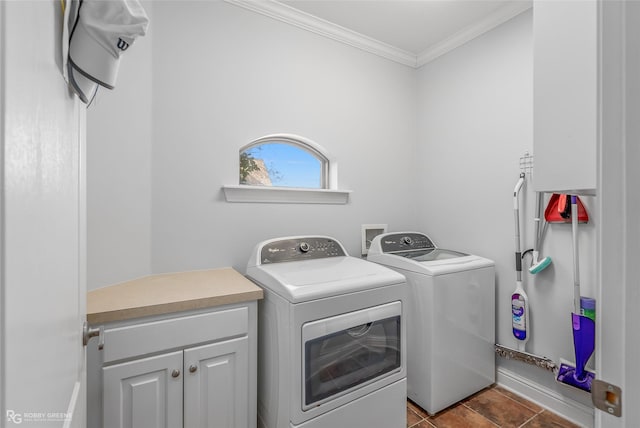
[224,0,417,67]
[417,1,532,67]
[224,0,532,69]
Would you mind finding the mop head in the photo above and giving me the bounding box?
[529,256,552,274]
[556,358,595,393]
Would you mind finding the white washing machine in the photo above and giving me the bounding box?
[246,236,408,428]
[367,232,495,415]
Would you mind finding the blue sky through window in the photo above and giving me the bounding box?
[245,143,322,188]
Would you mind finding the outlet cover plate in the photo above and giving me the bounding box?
[361,224,387,256]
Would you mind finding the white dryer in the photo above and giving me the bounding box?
[367,232,495,415]
[246,236,408,428]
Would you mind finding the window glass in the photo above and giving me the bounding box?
[240,140,326,189]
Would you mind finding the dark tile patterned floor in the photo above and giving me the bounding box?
[407,385,581,428]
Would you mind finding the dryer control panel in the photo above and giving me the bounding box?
[379,233,435,253]
[260,237,346,264]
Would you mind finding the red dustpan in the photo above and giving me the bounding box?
[545,194,589,223]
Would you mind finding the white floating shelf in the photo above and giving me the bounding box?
[222,185,351,204]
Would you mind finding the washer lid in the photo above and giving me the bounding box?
[246,256,405,303]
[395,248,468,262]
[368,252,494,275]
[367,231,494,275]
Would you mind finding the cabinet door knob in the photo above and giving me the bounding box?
[189,364,198,373]
[171,369,181,378]
[82,321,104,350]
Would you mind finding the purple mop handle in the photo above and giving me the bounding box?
[571,195,581,313]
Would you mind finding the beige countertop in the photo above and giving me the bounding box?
[87,268,263,324]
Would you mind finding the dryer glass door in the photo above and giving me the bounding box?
[301,301,401,409]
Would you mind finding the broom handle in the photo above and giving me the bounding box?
[532,192,543,263]
[571,195,581,313]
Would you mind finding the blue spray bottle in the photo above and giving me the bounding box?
[512,283,529,350]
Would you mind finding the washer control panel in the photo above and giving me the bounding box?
[380,233,435,253]
[260,237,346,264]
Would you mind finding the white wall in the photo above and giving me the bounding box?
[417,9,596,417]
[149,1,419,276]
[87,1,419,288]
[87,3,153,288]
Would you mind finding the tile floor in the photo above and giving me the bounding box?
[406,384,581,428]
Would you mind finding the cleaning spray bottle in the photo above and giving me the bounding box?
[512,283,529,350]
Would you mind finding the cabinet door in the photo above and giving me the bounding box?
[184,337,250,428]
[103,351,184,428]
[533,0,598,194]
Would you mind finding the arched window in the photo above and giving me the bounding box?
[224,134,349,204]
[239,135,330,189]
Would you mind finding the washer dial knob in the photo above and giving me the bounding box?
[299,242,310,253]
[402,236,413,245]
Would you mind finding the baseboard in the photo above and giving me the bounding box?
[496,367,594,428]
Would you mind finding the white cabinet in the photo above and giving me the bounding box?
[102,338,249,428]
[103,351,184,428]
[533,0,598,195]
[184,338,249,428]
[87,302,258,428]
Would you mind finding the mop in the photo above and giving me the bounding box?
[556,195,595,392]
[511,173,529,351]
[495,172,556,370]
